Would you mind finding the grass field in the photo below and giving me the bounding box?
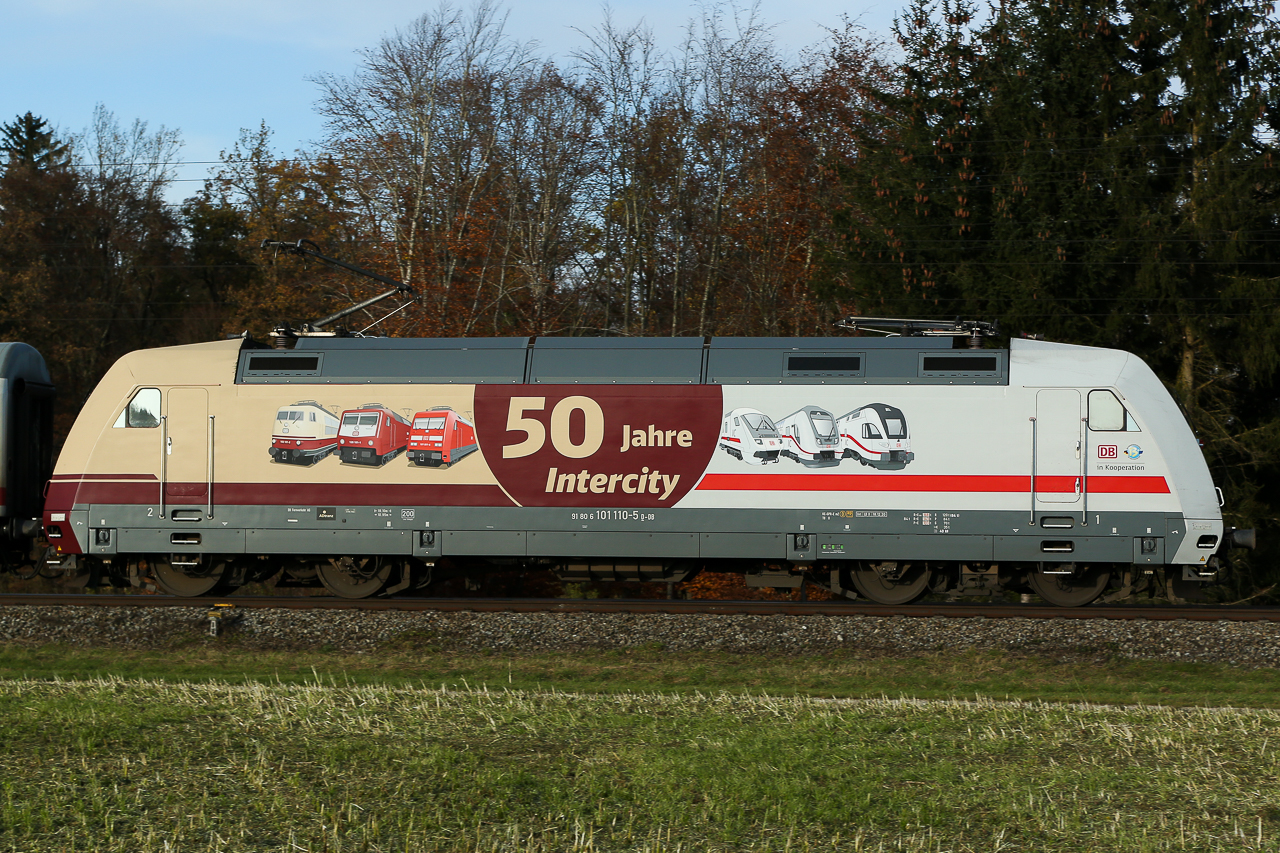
[4,644,1280,707]
[2,647,1280,851]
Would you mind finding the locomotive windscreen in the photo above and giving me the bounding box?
[742,413,777,434]
[415,416,446,429]
[884,418,905,438]
[810,413,836,438]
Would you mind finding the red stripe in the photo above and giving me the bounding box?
[695,473,1170,494]
[783,434,834,457]
[1083,477,1172,494]
[841,433,882,457]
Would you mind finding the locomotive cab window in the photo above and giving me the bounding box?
[1088,389,1140,431]
[112,387,161,428]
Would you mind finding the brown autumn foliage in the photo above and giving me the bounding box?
[679,571,837,601]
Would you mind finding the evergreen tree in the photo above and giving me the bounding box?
[827,0,1280,592]
[0,108,191,441]
[1,112,70,171]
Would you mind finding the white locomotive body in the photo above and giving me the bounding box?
[719,407,783,465]
[775,406,841,468]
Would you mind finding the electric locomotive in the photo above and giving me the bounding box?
[408,407,478,468]
[836,404,914,469]
[775,406,841,468]
[337,404,410,466]
[719,407,783,465]
[19,319,1250,606]
[270,401,340,465]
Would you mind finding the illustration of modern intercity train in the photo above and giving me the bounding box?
[718,407,783,465]
[337,404,410,466]
[269,401,340,465]
[775,406,841,467]
[836,404,914,469]
[408,407,478,467]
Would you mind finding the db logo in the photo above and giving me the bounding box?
[1098,445,1119,459]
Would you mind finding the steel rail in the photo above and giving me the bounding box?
[1,594,1278,621]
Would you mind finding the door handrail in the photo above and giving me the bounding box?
[1081,417,1088,526]
[1028,416,1037,525]
[207,415,215,519]
[159,415,167,519]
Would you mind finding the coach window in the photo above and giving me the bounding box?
[112,387,161,428]
[1088,390,1139,431]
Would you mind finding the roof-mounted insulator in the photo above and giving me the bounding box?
[836,317,1000,349]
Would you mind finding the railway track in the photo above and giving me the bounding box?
[1,594,1278,622]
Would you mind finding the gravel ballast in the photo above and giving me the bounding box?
[1,605,1278,667]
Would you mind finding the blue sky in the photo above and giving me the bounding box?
[3,1,899,201]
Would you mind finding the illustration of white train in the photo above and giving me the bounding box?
[836,403,915,470]
[269,400,341,465]
[718,407,783,465]
[775,405,841,468]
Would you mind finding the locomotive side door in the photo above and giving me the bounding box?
[1034,389,1082,504]
[164,388,209,501]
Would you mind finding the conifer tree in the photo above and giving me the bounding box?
[0,112,70,171]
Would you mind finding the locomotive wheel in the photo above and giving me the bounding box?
[849,561,931,605]
[317,557,391,599]
[152,557,231,597]
[1028,565,1111,607]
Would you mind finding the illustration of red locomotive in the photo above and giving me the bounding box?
[407,407,478,467]
[337,404,410,466]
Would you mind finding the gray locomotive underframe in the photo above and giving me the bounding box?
[65,336,1206,574]
[76,503,1189,569]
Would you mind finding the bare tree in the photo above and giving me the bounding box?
[313,1,536,335]
[72,105,186,354]
[573,11,669,335]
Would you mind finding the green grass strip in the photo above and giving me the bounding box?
[2,677,1280,851]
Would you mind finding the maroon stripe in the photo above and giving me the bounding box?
[51,473,158,481]
[46,479,515,508]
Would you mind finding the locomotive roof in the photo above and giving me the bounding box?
[92,334,1144,390]
[233,335,1011,386]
